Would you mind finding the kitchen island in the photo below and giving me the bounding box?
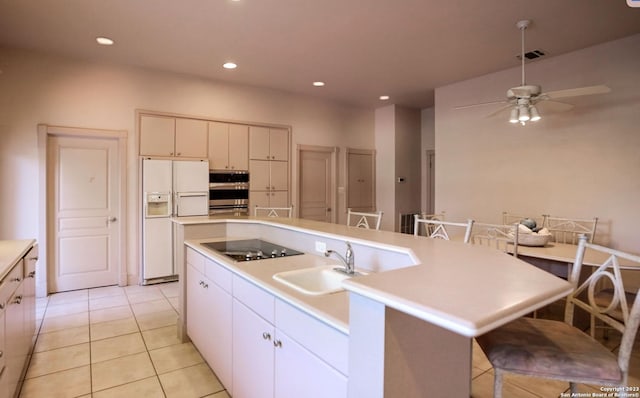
[173,216,572,397]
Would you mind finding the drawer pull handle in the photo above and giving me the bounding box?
[28,271,36,278]
[262,332,271,341]
[273,340,282,348]
[14,296,22,304]
[11,277,21,283]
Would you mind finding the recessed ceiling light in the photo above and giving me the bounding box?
[223,62,237,69]
[379,95,390,100]
[96,37,114,46]
[313,81,325,87]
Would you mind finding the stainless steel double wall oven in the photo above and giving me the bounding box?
[209,170,249,215]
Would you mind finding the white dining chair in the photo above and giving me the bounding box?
[542,214,598,244]
[346,208,383,230]
[502,211,545,229]
[413,212,445,236]
[254,206,293,218]
[471,222,519,257]
[476,235,640,398]
[413,216,474,243]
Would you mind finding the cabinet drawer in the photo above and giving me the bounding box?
[276,299,348,375]
[204,258,232,293]
[233,276,274,324]
[186,247,205,274]
[0,265,23,306]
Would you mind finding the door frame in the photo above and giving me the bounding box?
[38,124,128,297]
[424,149,435,214]
[296,144,338,223]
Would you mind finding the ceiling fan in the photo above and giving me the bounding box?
[455,19,611,125]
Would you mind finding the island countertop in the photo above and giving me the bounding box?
[174,216,573,337]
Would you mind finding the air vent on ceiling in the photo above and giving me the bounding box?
[516,49,546,60]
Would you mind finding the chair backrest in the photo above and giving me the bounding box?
[413,213,445,236]
[254,206,293,218]
[413,216,474,244]
[502,212,545,230]
[542,215,598,244]
[347,208,383,230]
[471,222,519,257]
[566,235,640,383]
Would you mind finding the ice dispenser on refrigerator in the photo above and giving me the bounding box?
[145,193,171,217]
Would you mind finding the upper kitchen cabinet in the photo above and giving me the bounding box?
[249,127,289,161]
[139,115,208,158]
[209,122,249,171]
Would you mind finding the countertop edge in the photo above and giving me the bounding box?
[0,239,36,282]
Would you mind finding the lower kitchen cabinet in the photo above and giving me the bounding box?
[232,299,275,398]
[0,241,37,398]
[186,261,232,393]
[231,275,347,398]
[274,331,347,398]
[186,247,347,398]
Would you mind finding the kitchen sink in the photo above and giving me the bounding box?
[273,266,366,296]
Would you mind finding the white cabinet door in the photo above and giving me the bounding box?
[249,160,270,191]
[5,285,24,398]
[208,122,229,170]
[186,265,233,392]
[249,126,271,160]
[232,299,274,398]
[140,115,175,157]
[175,118,208,158]
[269,128,289,161]
[270,161,288,191]
[228,124,249,170]
[275,331,347,398]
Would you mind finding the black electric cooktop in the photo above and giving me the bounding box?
[202,239,304,262]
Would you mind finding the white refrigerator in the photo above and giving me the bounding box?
[142,158,209,284]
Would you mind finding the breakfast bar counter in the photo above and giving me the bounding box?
[172,216,572,398]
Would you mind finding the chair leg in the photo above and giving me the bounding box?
[493,369,504,398]
[570,382,578,394]
[590,314,596,338]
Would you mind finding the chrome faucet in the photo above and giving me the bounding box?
[325,242,355,275]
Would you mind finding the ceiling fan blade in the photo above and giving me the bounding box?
[453,99,507,110]
[485,104,514,118]
[536,99,574,113]
[542,85,611,100]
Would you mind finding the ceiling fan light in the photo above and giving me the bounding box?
[530,106,541,121]
[518,105,530,121]
[509,108,519,123]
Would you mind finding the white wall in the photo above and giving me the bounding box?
[375,105,422,231]
[435,34,640,251]
[0,47,374,284]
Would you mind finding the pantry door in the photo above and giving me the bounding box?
[297,145,337,223]
[43,125,127,293]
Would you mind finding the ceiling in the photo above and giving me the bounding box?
[1,0,639,109]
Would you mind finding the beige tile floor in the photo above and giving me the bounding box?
[20,283,640,398]
[21,282,229,398]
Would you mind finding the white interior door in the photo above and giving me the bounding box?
[298,146,335,223]
[48,135,121,292]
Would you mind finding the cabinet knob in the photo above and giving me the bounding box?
[11,277,21,283]
[0,303,5,310]
[14,295,22,304]
[176,152,181,156]
[170,152,174,156]
[28,271,36,278]
[262,332,271,341]
[273,340,282,348]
